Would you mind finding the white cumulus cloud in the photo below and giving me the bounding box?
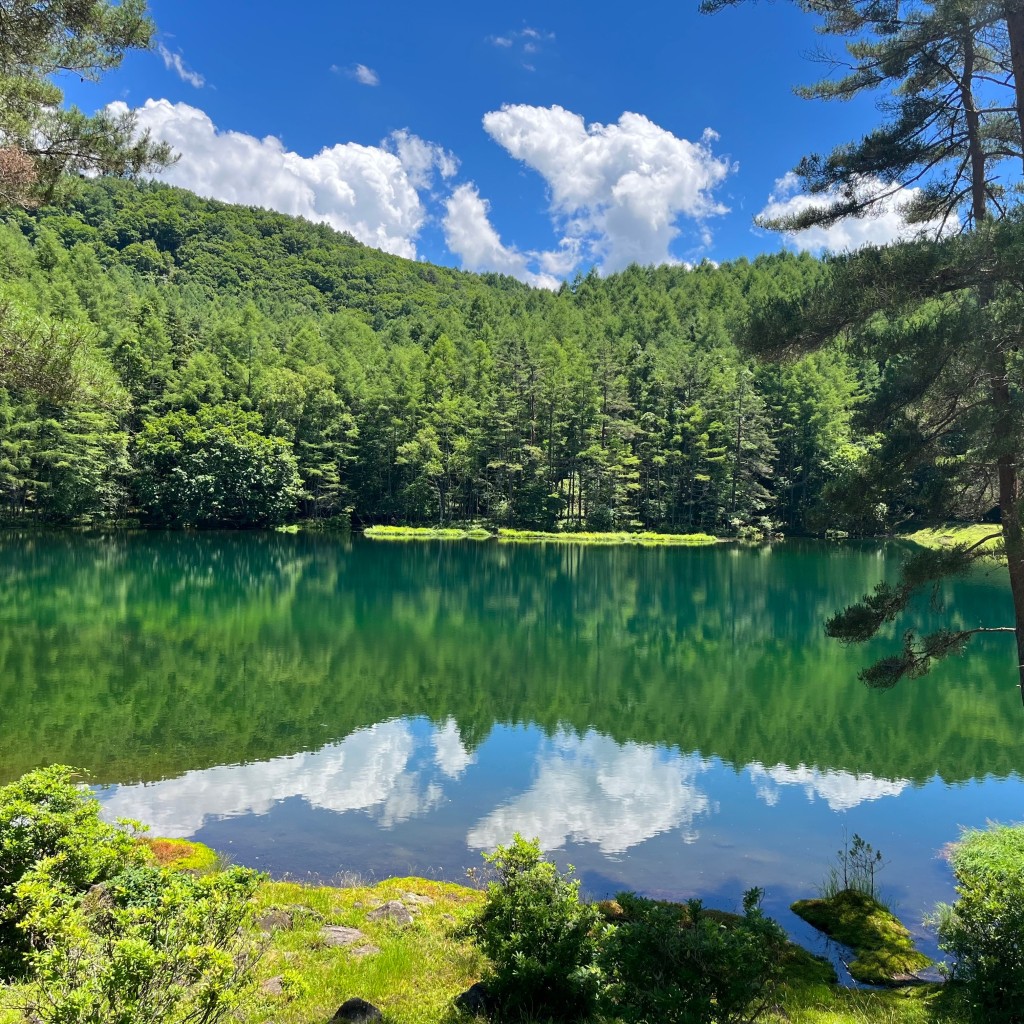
[481,104,734,274]
[156,44,204,88]
[467,731,712,854]
[443,183,563,289]
[386,128,458,189]
[113,99,456,259]
[349,63,380,86]
[757,172,949,253]
[748,762,909,812]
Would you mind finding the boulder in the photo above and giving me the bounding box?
[329,997,383,1022]
[321,925,368,947]
[454,982,493,1016]
[366,900,414,927]
[257,909,294,933]
[260,975,285,996]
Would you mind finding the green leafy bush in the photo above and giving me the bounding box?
[15,860,262,1024]
[598,889,787,1024]
[934,823,1024,1022]
[476,834,602,1021]
[0,765,143,977]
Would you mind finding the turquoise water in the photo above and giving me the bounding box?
[1,531,1020,962]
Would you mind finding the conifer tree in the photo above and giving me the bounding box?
[704,0,1024,699]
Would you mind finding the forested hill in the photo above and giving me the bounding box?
[1,178,886,533]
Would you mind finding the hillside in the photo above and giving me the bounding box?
[1,178,899,533]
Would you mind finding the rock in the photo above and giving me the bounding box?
[454,982,493,1016]
[260,975,285,996]
[401,891,435,906]
[321,925,368,947]
[891,964,947,986]
[790,890,935,986]
[351,943,380,958]
[366,900,414,926]
[329,997,383,1022]
[257,909,294,932]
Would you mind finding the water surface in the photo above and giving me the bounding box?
[1,531,1020,962]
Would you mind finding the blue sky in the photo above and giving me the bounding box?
[62,0,929,285]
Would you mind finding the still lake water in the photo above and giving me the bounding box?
[1,531,1021,963]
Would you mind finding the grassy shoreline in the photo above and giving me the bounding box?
[0,851,960,1024]
[900,522,1002,552]
[363,524,720,546]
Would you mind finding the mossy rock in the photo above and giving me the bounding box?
[791,890,933,986]
[140,837,220,873]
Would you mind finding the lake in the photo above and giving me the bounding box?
[1,530,1020,966]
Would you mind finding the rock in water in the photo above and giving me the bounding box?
[330,997,383,1022]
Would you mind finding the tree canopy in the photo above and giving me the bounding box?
[0,0,172,207]
[704,0,1024,699]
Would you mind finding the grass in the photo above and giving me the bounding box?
[791,890,934,986]
[902,523,1002,554]
[241,881,962,1024]
[0,873,969,1024]
[363,525,493,541]
[244,877,486,1024]
[363,525,720,545]
[496,528,719,546]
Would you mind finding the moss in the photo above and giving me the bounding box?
[139,837,220,873]
[248,876,486,1024]
[791,890,934,986]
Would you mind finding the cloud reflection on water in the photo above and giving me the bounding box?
[748,762,909,811]
[99,717,472,835]
[467,730,713,854]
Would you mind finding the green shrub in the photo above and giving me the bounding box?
[15,860,263,1024]
[598,889,787,1024]
[934,823,1024,1022]
[476,835,602,1021]
[0,765,143,977]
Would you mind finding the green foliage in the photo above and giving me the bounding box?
[0,0,173,207]
[0,765,143,978]
[821,832,885,901]
[0,180,870,536]
[15,861,262,1024]
[598,889,787,1024]
[133,405,302,527]
[826,544,999,688]
[476,835,603,1021]
[934,824,1024,1022]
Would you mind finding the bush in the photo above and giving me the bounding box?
[934,823,1024,1022]
[598,889,787,1024]
[475,835,602,1021]
[0,765,143,977]
[15,859,263,1024]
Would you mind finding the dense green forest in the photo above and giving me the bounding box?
[0,178,898,535]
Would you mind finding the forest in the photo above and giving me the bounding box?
[0,178,891,536]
